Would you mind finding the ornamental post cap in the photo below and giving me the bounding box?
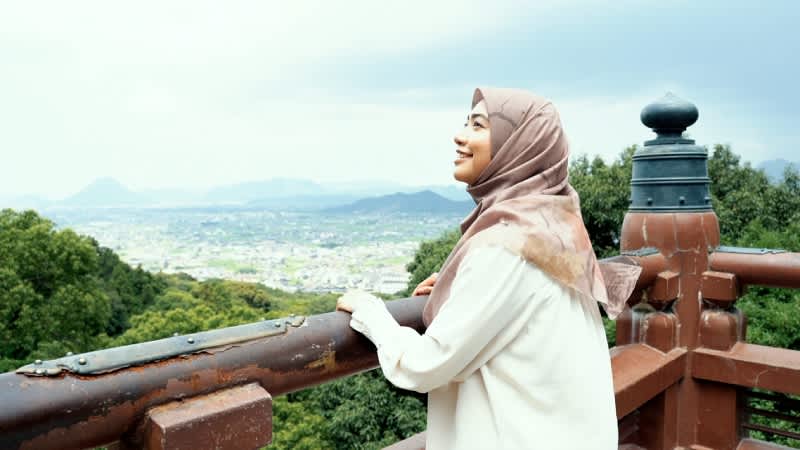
[640,92,699,139]
[629,93,711,212]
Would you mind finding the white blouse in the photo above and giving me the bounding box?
[348,245,617,450]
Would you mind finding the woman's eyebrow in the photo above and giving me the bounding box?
[470,113,489,121]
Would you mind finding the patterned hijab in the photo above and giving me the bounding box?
[422,87,640,326]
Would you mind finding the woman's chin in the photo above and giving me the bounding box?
[453,165,471,184]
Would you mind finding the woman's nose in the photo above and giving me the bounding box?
[453,132,467,146]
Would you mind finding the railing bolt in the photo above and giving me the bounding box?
[274,322,281,328]
[78,357,87,365]
[35,369,44,375]
[34,359,42,365]
[66,352,73,356]
[187,337,195,344]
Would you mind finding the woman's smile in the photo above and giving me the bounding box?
[454,149,473,163]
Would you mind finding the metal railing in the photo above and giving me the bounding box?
[0,298,426,449]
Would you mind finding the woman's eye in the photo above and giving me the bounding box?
[473,122,484,129]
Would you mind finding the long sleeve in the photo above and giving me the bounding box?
[348,244,618,450]
[349,245,538,393]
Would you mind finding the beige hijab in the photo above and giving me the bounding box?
[422,87,640,326]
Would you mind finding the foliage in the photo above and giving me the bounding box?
[731,220,800,353]
[258,286,338,319]
[96,244,167,336]
[282,370,426,450]
[569,146,636,257]
[707,145,800,361]
[269,397,333,450]
[708,144,800,243]
[110,277,340,345]
[403,229,461,297]
[0,210,110,369]
[0,209,341,370]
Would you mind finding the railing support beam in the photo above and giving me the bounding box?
[709,251,800,289]
[611,344,686,418]
[693,343,800,395]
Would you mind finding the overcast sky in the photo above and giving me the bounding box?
[1,0,798,199]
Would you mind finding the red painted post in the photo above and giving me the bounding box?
[616,93,738,449]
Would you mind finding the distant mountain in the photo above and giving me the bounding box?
[758,159,798,182]
[61,178,148,207]
[326,180,410,197]
[325,190,474,214]
[247,194,362,211]
[242,182,470,209]
[204,178,324,204]
[18,177,472,210]
[322,181,470,201]
[420,185,471,202]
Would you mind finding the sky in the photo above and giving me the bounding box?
[1,0,798,199]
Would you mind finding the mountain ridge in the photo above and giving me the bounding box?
[9,177,470,210]
[325,190,473,214]
[61,177,147,207]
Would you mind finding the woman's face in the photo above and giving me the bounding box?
[453,99,491,185]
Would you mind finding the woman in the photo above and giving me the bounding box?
[337,88,639,450]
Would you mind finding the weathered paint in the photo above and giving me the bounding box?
[0,296,426,450]
[710,251,800,289]
[142,383,272,450]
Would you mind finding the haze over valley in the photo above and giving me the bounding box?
[40,180,473,295]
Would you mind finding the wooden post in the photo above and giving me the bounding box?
[617,93,737,448]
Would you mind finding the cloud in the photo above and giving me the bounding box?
[554,87,777,166]
[0,0,795,198]
[0,0,564,197]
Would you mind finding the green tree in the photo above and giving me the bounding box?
[404,229,460,297]
[296,370,427,450]
[569,146,635,257]
[221,280,273,310]
[111,279,265,345]
[0,210,111,369]
[708,144,773,241]
[732,219,800,352]
[95,244,166,336]
[269,397,334,450]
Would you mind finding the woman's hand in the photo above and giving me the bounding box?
[412,272,438,296]
[336,290,378,313]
